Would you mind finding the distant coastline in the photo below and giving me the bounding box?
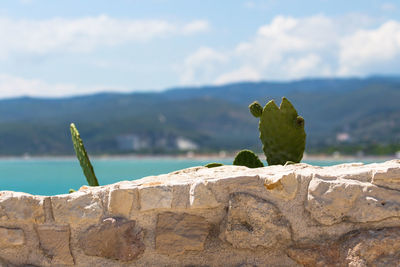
[0,153,396,163]
[1,77,399,158]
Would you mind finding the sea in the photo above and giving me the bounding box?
[0,157,392,196]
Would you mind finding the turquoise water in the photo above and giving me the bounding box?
[0,158,389,196]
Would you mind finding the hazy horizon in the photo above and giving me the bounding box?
[1,74,399,100]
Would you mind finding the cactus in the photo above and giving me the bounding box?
[249,101,263,118]
[233,149,264,168]
[205,162,224,168]
[249,97,306,165]
[70,123,99,186]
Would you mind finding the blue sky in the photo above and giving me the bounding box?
[0,0,399,98]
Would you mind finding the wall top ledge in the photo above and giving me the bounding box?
[0,159,399,266]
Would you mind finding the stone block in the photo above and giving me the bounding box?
[219,193,291,249]
[264,172,299,200]
[139,185,172,211]
[189,181,219,209]
[0,227,24,247]
[287,227,400,266]
[372,166,400,190]
[0,192,44,223]
[51,192,103,225]
[36,224,74,265]
[156,212,210,255]
[306,178,400,225]
[172,184,190,209]
[108,187,138,217]
[79,217,144,261]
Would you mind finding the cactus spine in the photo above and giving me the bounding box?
[70,123,99,186]
[249,97,306,165]
[233,149,264,168]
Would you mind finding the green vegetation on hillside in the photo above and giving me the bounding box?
[0,77,399,156]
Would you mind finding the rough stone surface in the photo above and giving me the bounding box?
[307,176,400,225]
[108,185,138,217]
[36,224,74,265]
[0,160,399,266]
[79,217,144,261]
[139,185,173,211]
[220,192,292,249]
[0,192,44,223]
[0,227,24,247]
[264,172,299,200]
[156,212,210,255]
[51,191,103,225]
[189,181,220,209]
[287,227,400,266]
[172,184,190,209]
[372,165,400,190]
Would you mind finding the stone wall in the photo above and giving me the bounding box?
[1,160,400,266]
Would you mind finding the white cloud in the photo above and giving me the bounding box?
[214,66,260,85]
[339,20,400,75]
[182,20,210,35]
[0,74,127,99]
[179,47,227,85]
[284,54,332,78]
[179,14,400,85]
[0,15,210,58]
[381,2,397,12]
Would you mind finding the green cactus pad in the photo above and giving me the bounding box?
[249,101,263,118]
[70,123,99,186]
[233,149,264,168]
[205,162,224,168]
[257,97,306,165]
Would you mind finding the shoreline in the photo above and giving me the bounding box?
[0,153,396,162]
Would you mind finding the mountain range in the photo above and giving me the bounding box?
[0,76,399,156]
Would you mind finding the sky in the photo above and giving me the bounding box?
[0,0,399,99]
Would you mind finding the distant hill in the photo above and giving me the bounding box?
[0,76,399,156]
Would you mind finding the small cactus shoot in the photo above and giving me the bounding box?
[70,123,99,186]
[249,101,263,118]
[250,97,306,165]
[205,162,224,168]
[233,149,264,168]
